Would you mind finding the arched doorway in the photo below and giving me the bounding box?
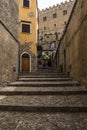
[22,53,30,72]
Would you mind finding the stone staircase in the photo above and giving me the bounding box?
[0,68,87,129]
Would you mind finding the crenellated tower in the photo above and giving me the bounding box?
[38,0,75,48]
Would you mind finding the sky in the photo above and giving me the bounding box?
[38,0,69,10]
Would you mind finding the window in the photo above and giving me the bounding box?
[44,27,46,30]
[23,0,30,7]
[64,21,67,25]
[54,24,56,28]
[53,13,57,18]
[63,10,67,15]
[43,16,47,21]
[22,23,31,33]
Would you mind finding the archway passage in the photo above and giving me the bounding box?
[22,53,30,72]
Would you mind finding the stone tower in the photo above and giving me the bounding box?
[38,0,75,50]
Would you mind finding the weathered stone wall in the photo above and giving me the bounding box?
[19,43,37,73]
[57,0,87,85]
[0,0,19,85]
[0,0,18,39]
[0,23,18,84]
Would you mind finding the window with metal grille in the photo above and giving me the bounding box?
[23,0,30,7]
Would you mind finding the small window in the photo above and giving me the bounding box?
[22,23,31,33]
[54,24,56,27]
[63,10,67,15]
[44,27,46,30]
[43,16,47,21]
[53,13,57,18]
[23,0,30,7]
[64,21,67,25]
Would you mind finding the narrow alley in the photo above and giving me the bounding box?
[0,0,87,129]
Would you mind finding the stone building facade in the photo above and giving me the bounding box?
[55,0,87,85]
[0,0,19,85]
[38,0,75,50]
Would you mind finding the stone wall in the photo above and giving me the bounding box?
[0,0,18,39]
[56,0,87,86]
[19,43,37,73]
[0,0,19,85]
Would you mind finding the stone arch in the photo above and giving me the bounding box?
[20,52,31,73]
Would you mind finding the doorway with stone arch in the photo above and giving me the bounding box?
[21,53,30,73]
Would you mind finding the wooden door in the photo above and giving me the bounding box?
[22,54,29,72]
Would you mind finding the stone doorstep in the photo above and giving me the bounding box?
[0,105,86,113]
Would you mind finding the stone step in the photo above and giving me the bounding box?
[0,105,86,113]
[19,69,67,75]
[0,95,86,106]
[24,71,67,75]
[37,68,59,71]
[18,77,73,82]
[0,95,86,112]
[20,69,60,74]
[0,86,86,95]
[18,75,70,78]
[18,76,70,78]
[9,81,79,87]
[0,90,87,96]
[0,86,86,91]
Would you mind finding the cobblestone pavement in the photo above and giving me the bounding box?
[0,112,87,130]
